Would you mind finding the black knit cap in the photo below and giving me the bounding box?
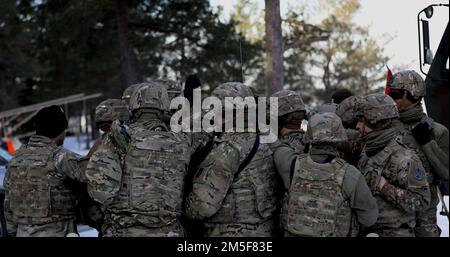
[331,88,354,104]
[34,105,68,138]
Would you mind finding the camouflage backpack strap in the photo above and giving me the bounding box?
[332,157,349,185]
[234,133,260,178]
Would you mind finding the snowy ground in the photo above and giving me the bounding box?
[64,135,449,237]
[64,135,99,237]
[437,196,449,237]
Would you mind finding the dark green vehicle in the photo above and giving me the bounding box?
[418,3,449,196]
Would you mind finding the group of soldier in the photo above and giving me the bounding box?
[2,70,448,237]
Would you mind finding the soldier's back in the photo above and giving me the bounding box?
[102,119,191,237]
[4,135,81,236]
[203,132,279,237]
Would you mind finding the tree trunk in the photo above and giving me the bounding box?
[116,0,138,88]
[264,0,284,95]
[322,41,332,93]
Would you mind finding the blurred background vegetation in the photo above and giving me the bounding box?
[0,0,391,112]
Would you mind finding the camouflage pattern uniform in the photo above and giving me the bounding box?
[271,90,307,154]
[83,99,130,233]
[389,70,449,237]
[271,112,378,237]
[336,96,364,165]
[355,93,431,237]
[97,81,192,237]
[4,135,88,237]
[185,82,279,237]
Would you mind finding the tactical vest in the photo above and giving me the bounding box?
[5,144,78,225]
[106,122,191,227]
[358,137,416,228]
[206,134,278,225]
[282,154,352,237]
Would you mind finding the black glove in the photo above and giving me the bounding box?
[184,74,202,108]
[412,122,432,145]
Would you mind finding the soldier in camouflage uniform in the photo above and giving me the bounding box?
[4,105,88,237]
[91,81,192,237]
[87,99,130,158]
[270,112,378,237]
[355,93,431,237]
[336,95,364,165]
[83,99,130,234]
[388,70,449,237]
[271,90,308,154]
[185,82,279,237]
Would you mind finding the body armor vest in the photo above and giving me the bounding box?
[106,121,191,227]
[5,144,78,225]
[282,154,352,237]
[207,134,278,225]
[358,137,416,228]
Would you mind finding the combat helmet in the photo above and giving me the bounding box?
[313,103,338,114]
[304,112,348,144]
[354,93,399,125]
[211,82,254,110]
[336,95,362,125]
[388,70,426,99]
[153,79,183,101]
[95,99,130,124]
[271,90,306,117]
[122,83,147,104]
[128,81,170,114]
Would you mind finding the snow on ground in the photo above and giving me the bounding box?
[64,135,450,237]
[78,224,99,237]
[63,134,96,156]
[64,135,99,237]
[437,196,449,237]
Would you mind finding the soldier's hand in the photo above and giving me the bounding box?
[412,122,432,145]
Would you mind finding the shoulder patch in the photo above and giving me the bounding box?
[414,167,424,181]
